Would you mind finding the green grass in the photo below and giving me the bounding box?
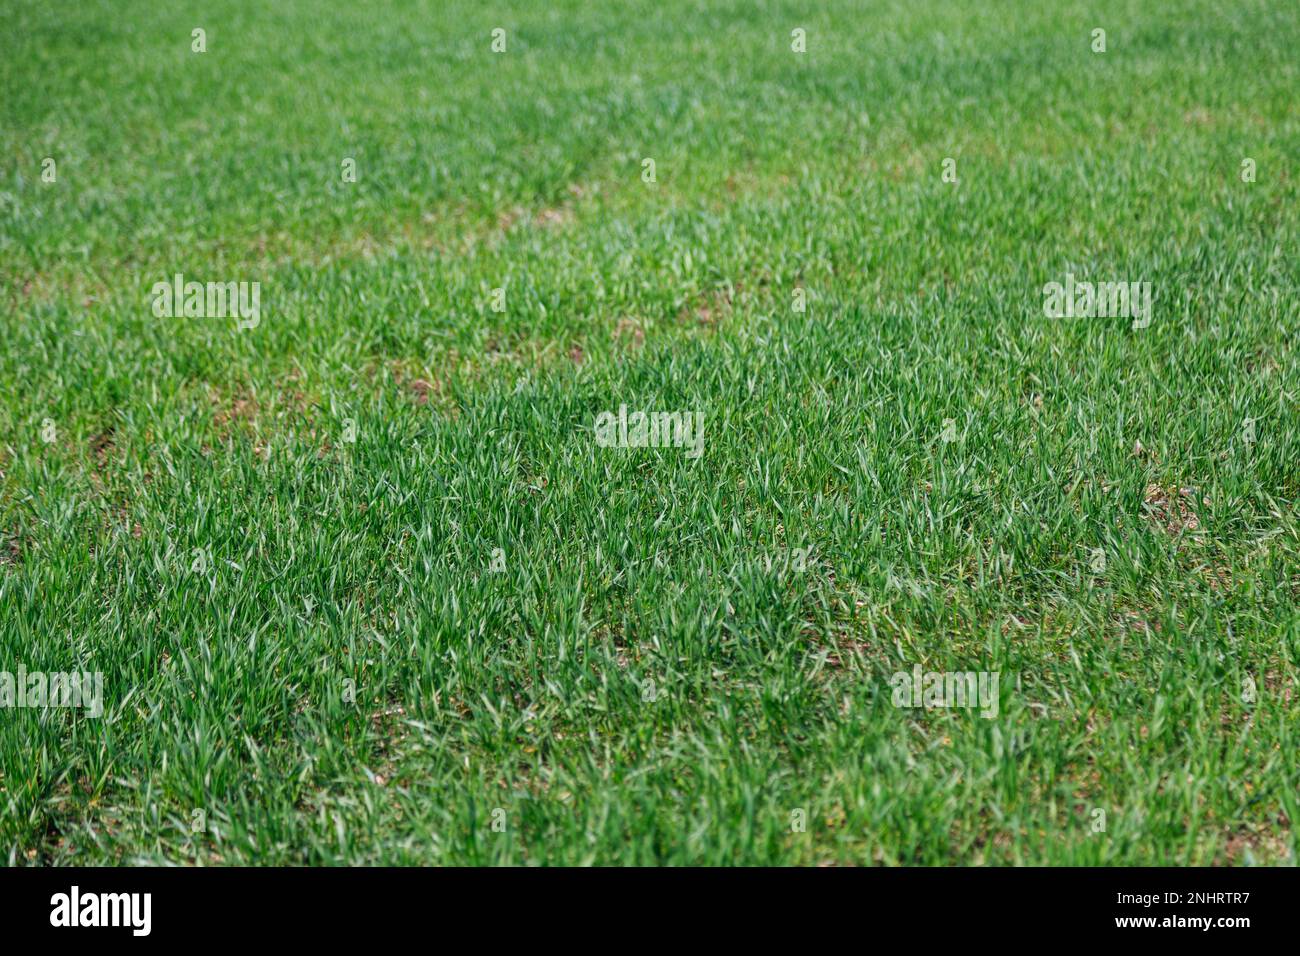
[2,0,1298,865]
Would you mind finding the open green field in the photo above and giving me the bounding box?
[2,0,1298,865]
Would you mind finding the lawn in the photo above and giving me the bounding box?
[1,0,1298,865]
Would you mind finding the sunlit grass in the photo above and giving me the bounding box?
[1,0,1298,864]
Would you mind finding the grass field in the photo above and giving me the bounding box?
[2,0,1298,865]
